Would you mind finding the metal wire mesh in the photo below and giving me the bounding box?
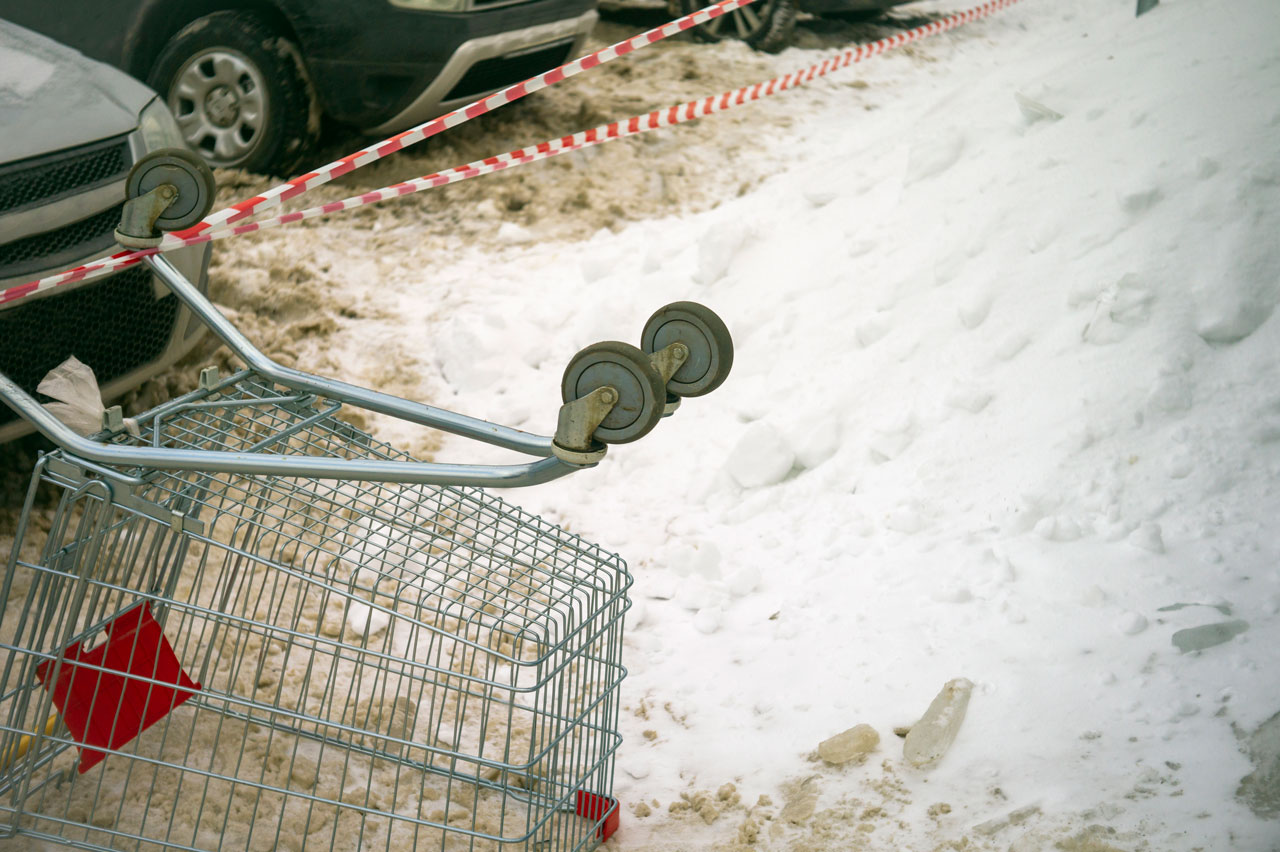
[0,371,630,851]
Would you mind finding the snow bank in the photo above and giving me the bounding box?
[410,0,1280,847]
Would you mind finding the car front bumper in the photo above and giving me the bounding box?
[302,2,598,132]
[367,8,598,135]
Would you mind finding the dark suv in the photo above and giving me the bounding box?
[0,0,598,175]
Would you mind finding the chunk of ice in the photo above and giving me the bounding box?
[904,678,974,767]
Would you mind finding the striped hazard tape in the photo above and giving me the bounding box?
[4,0,1022,305]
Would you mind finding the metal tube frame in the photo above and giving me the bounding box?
[0,255,588,487]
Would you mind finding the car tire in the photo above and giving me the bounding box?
[681,0,798,54]
[147,11,318,176]
[824,9,890,22]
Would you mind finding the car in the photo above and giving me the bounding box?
[0,19,212,444]
[608,0,914,53]
[0,0,600,176]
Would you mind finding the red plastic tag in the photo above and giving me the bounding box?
[575,789,620,841]
[36,602,200,773]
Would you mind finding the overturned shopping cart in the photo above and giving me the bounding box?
[0,150,733,851]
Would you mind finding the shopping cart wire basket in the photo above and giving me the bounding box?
[0,150,733,851]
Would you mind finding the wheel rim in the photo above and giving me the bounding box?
[642,302,733,397]
[126,150,217,230]
[699,0,776,40]
[168,47,269,168]
[562,342,665,443]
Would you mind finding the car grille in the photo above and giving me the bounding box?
[0,204,123,281]
[0,266,180,430]
[0,135,130,216]
[445,40,576,102]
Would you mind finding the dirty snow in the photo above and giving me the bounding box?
[5,0,1280,849]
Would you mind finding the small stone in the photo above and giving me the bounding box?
[818,724,880,765]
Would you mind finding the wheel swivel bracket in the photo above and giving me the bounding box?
[552,386,619,465]
[649,342,688,416]
[115,184,179,249]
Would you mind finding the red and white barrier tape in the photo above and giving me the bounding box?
[1,0,758,306]
[5,0,1021,305]
[183,0,1023,245]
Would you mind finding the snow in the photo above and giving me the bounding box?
[0,44,55,99]
[377,0,1277,846]
[5,0,1280,848]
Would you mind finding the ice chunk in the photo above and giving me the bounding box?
[904,678,974,767]
[994,333,1030,361]
[905,129,965,185]
[957,289,993,329]
[856,314,892,347]
[802,185,838,207]
[818,724,879,765]
[345,600,390,638]
[1034,515,1081,542]
[974,803,1042,836]
[726,565,761,597]
[944,385,993,414]
[496,222,533,244]
[694,222,749,284]
[1172,620,1249,653]
[693,607,723,635]
[675,578,720,612]
[667,540,722,579]
[780,776,821,824]
[1128,522,1165,554]
[1116,612,1148,635]
[1014,91,1063,124]
[724,423,795,488]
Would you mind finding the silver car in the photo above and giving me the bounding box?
[0,19,211,443]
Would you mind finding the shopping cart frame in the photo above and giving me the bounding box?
[0,254,578,488]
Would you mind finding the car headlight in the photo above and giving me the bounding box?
[387,0,468,11]
[138,96,187,151]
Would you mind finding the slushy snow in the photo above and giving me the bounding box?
[5,0,1280,849]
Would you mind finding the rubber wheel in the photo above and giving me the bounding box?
[641,302,733,397]
[680,0,798,54]
[125,148,217,231]
[147,11,318,176]
[561,341,666,444]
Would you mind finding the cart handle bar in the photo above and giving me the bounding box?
[0,255,587,487]
[149,254,558,457]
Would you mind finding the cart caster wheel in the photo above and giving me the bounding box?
[125,147,217,231]
[562,341,665,444]
[641,302,733,397]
